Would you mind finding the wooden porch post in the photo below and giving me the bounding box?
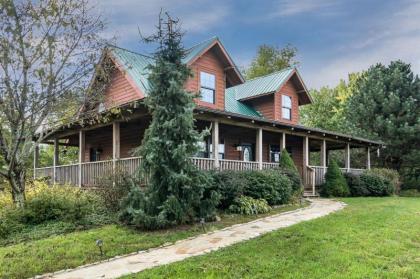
[78,130,85,187]
[280,132,286,151]
[320,139,327,168]
[257,128,263,170]
[366,146,371,170]
[33,143,39,179]
[112,122,120,174]
[303,136,314,194]
[53,138,59,184]
[212,121,220,169]
[345,143,351,171]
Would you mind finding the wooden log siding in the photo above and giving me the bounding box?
[274,79,301,124]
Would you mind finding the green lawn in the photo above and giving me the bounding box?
[124,197,420,279]
[0,203,304,278]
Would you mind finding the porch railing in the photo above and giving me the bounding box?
[34,156,279,187]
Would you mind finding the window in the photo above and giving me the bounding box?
[200,72,215,103]
[269,145,280,163]
[282,95,292,120]
[89,148,102,162]
[210,139,225,159]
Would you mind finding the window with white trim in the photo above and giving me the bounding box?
[282,95,292,120]
[200,72,215,104]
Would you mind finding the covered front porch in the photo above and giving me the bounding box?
[34,109,380,195]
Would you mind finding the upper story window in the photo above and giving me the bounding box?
[200,71,215,104]
[282,95,292,120]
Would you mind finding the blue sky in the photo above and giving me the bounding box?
[97,0,420,89]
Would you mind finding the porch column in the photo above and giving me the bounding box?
[303,136,314,194]
[303,136,309,167]
[320,139,327,181]
[78,130,85,187]
[280,132,286,151]
[256,128,263,170]
[212,121,220,169]
[53,138,59,184]
[33,143,39,179]
[345,143,351,171]
[366,146,371,170]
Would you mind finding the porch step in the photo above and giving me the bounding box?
[303,191,320,198]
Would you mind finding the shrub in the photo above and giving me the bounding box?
[228,196,271,215]
[344,173,370,197]
[366,168,400,192]
[278,168,302,195]
[243,169,293,205]
[210,170,246,209]
[22,185,106,225]
[279,149,298,173]
[321,160,349,197]
[360,173,394,196]
[96,172,133,212]
[400,168,420,191]
[118,171,220,230]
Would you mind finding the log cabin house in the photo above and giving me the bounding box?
[34,37,383,196]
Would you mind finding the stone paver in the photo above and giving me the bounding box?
[41,199,345,279]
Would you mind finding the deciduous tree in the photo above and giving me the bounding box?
[0,0,105,206]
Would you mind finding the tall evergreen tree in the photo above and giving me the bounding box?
[347,61,420,171]
[119,12,219,229]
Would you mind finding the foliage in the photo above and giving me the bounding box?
[344,173,369,197]
[345,171,394,197]
[320,160,349,197]
[38,145,79,167]
[132,198,420,279]
[120,13,218,230]
[347,61,420,171]
[245,44,298,79]
[0,0,106,206]
[228,196,271,215]
[96,171,134,212]
[400,168,420,191]
[243,169,293,205]
[279,149,298,172]
[209,170,247,209]
[300,74,361,133]
[360,173,394,196]
[209,169,296,209]
[365,168,400,192]
[0,182,110,240]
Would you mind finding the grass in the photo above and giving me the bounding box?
[123,197,420,279]
[0,203,305,278]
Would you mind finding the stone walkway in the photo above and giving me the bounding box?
[41,199,345,279]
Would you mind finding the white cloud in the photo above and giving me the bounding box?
[305,0,420,88]
[273,0,338,16]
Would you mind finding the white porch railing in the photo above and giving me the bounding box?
[34,156,279,186]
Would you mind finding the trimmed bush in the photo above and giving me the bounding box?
[321,160,349,197]
[360,173,394,196]
[210,170,246,209]
[243,169,293,205]
[228,196,271,215]
[345,171,395,197]
[279,149,298,173]
[365,168,400,192]
[344,173,369,197]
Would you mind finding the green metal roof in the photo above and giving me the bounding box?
[109,46,154,94]
[225,87,262,118]
[108,37,222,95]
[229,68,294,100]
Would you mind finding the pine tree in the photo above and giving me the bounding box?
[119,12,219,229]
[279,149,298,172]
[347,61,420,171]
[321,160,349,197]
